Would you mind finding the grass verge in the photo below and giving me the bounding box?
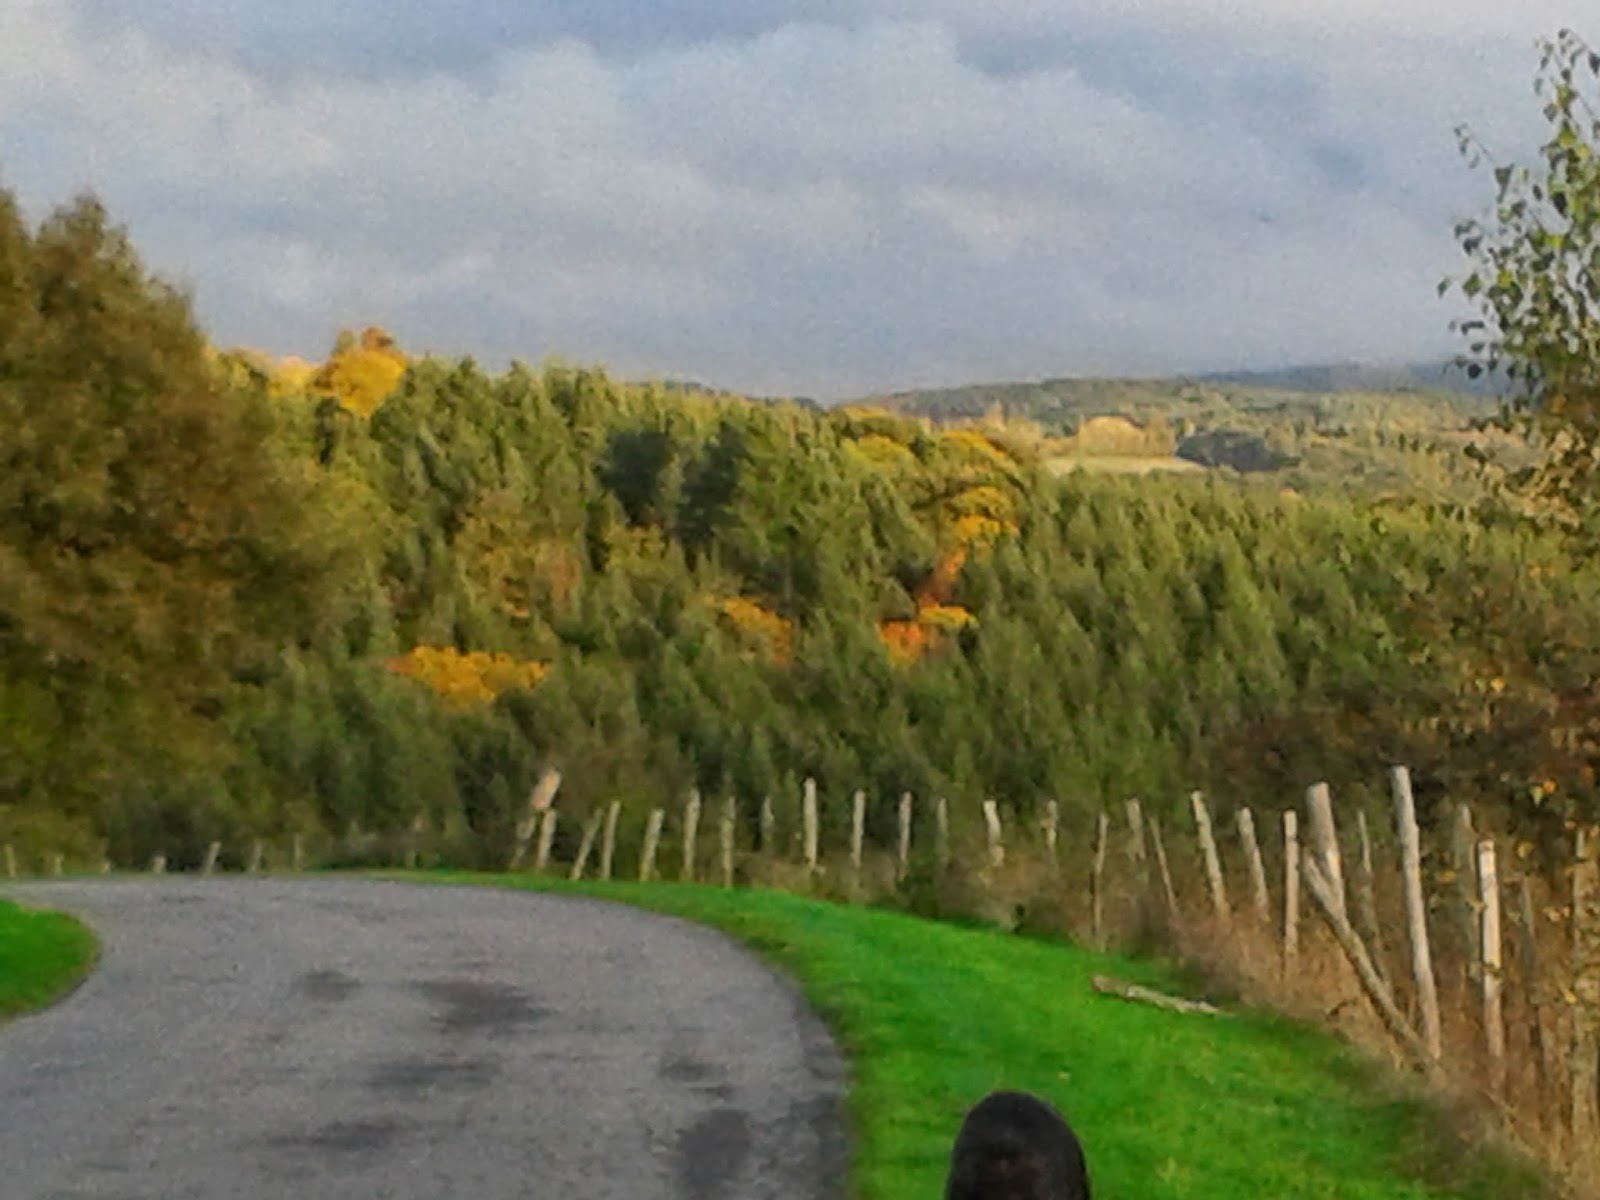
[0,897,99,1022]
[381,870,1553,1200]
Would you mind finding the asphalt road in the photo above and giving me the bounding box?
[0,877,849,1200]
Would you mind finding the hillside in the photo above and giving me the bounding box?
[853,358,1505,417]
[1193,359,1507,396]
[5,181,1597,878]
[848,363,1520,501]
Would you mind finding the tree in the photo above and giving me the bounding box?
[0,186,356,832]
[1445,27,1600,550]
[310,326,408,417]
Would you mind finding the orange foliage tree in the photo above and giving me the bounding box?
[717,596,794,667]
[877,603,977,666]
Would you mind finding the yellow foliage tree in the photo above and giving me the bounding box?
[848,433,919,473]
[386,646,549,708]
[207,345,320,402]
[937,426,1023,475]
[311,326,409,417]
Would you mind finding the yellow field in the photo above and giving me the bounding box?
[1045,454,1206,476]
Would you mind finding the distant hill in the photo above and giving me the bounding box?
[846,358,1507,430]
[849,358,1505,418]
[1190,359,1507,397]
[838,358,1527,502]
[649,378,822,411]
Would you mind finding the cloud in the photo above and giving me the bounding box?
[4,1,1596,399]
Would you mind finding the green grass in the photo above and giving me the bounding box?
[381,871,1550,1200]
[0,898,99,1021]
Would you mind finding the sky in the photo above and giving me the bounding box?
[0,2,1594,400]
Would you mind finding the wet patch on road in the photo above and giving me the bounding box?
[659,1049,714,1084]
[297,968,360,1003]
[263,1116,411,1157]
[674,1106,753,1200]
[412,978,545,1034]
[366,1055,497,1094]
[659,1049,735,1101]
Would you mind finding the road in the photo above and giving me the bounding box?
[0,877,849,1200]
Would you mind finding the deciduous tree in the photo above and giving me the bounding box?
[1446,27,1600,549]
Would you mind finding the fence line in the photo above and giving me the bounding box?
[9,766,1599,1184]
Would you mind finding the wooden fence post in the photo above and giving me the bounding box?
[850,790,866,886]
[1476,836,1506,1096]
[1304,782,1345,920]
[1283,810,1300,978]
[1042,799,1060,875]
[150,853,167,875]
[1390,765,1442,1062]
[1303,857,1439,1076]
[510,769,563,870]
[638,809,664,883]
[570,810,603,881]
[802,779,820,875]
[202,842,221,877]
[896,793,913,883]
[50,853,64,878]
[1514,873,1556,1094]
[1452,804,1481,984]
[3,844,16,880]
[247,840,264,874]
[1091,811,1110,948]
[1571,825,1600,1144]
[719,797,737,888]
[1237,808,1270,925]
[534,809,559,873]
[759,795,776,855]
[681,790,702,882]
[405,814,423,870]
[1354,809,1388,983]
[1124,798,1149,894]
[599,801,621,882]
[1191,791,1230,920]
[982,800,1005,870]
[935,796,951,871]
[1147,815,1178,918]
[291,834,304,871]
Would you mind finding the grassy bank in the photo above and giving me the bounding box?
[385,870,1551,1200]
[0,898,99,1021]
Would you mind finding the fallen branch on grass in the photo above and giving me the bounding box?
[1091,975,1228,1017]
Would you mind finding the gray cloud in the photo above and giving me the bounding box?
[5,1,1595,399]
[59,0,855,83]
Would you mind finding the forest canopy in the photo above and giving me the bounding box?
[4,96,1600,871]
